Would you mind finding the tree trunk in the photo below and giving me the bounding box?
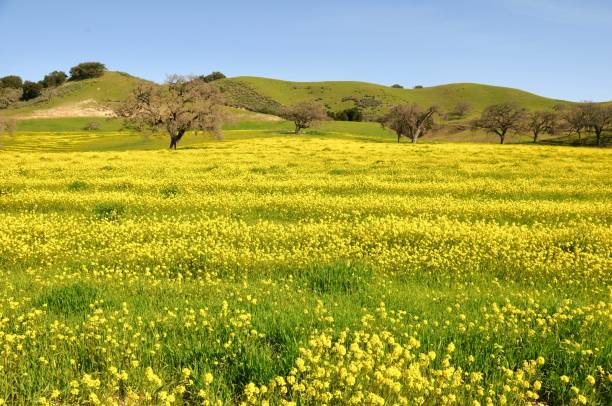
[397,133,401,143]
[411,136,417,144]
[500,134,506,144]
[169,130,186,150]
[596,129,602,147]
[533,132,538,143]
[295,123,301,134]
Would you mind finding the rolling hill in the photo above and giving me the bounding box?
[2,71,573,123]
[218,76,570,120]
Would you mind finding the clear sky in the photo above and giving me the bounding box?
[1,0,611,101]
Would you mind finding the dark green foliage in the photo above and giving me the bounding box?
[35,283,100,316]
[330,107,364,122]
[414,85,424,89]
[21,81,42,101]
[93,202,125,220]
[40,71,67,88]
[0,75,23,89]
[390,84,403,89]
[69,62,107,81]
[200,71,226,83]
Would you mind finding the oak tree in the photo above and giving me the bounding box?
[381,103,437,143]
[116,75,224,149]
[281,101,328,134]
[475,103,525,144]
[526,111,557,143]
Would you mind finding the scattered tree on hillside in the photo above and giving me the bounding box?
[21,81,43,101]
[281,101,328,134]
[413,85,423,89]
[381,103,438,143]
[446,102,472,120]
[560,106,587,144]
[40,71,67,88]
[200,71,226,83]
[0,75,23,89]
[0,87,22,109]
[581,103,612,147]
[69,62,106,81]
[475,103,525,144]
[525,111,557,143]
[115,75,224,150]
[390,84,403,89]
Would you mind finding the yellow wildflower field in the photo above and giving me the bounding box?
[0,137,610,405]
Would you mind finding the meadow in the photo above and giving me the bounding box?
[0,134,611,405]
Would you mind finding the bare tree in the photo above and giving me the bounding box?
[381,103,438,143]
[115,75,223,149]
[581,103,612,147]
[560,106,587,144]
[475,103,525,144]
[526,111,557,143]
[281,101,328,134]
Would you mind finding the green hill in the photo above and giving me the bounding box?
[1,71,575,123]
[0,71,148,118]
[218,77,569,119]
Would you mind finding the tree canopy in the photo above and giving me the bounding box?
[115,76,224,149]
[381,103,437,143]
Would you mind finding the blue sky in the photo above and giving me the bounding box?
[1,0,611,101]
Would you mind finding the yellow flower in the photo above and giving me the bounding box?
[181,367,191,379]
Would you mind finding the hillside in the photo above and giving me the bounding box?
[1,72,575,123]
[0,71,148,118]
[218,77,569,119]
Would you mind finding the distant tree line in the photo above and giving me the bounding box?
[0,62,106,105]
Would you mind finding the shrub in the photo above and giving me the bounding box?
[69,62,106,81]
[0,88,21,109]
[0,75,23,89]
[390,84,403,89]
[40,71,67,88]
[21,81,43,101]
[413,85,424,89]
[200,71,226,83]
